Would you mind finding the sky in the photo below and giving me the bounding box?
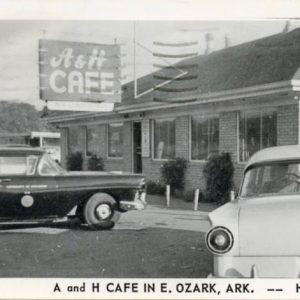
[0,20,299,110]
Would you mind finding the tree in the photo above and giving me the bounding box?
[0,101,54,134]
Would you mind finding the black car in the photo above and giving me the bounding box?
[0,147,146,230]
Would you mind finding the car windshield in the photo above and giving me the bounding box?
[38,153,65,175]
[241,161,300,198]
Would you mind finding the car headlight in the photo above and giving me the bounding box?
[206,226,234,254]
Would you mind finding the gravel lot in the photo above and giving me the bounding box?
[0,196,215,277]
[0,224,212,278]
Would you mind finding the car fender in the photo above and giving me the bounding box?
[207,201,241,256]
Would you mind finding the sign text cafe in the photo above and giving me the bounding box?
[39,40,122,104]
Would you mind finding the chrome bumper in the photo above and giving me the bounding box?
[120,192,147,211]
[207,265,258,278]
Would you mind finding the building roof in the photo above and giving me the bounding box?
[45,28,300,121]
[122,27,300,102]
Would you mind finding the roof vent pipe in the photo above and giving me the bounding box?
[282,21,291,33]
[204,32,214,54]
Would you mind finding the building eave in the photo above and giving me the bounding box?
[46,80,297,124]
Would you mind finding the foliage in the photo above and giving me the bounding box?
[160,157,187,191]
[146,180,165,195]
[87,155,104,171]
[0,101,54,134]
[203,152,234,204]
[66,152,83,171]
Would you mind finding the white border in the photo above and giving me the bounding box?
[0,0,299,20]
[0,1,300,299]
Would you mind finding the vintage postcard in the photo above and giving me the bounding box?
[0,0,299,299]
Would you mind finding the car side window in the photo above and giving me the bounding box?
[0,157,26,175]
[38,154,60,175]
[39,160,54,174]
[27,156,38,175]
[0,156,38,175]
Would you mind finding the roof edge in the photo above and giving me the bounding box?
[46,80,295,124]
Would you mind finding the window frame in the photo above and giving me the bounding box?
[189,114,220,162]
[151,117,176,161]
[238,108,277,163]
[107,122,124,159]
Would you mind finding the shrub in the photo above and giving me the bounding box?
[88,155,104,171]
[160,157,187,191]
[203,152,234,204]
[66,151,83,171]
[146,180,165,195]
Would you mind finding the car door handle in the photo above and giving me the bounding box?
[0,178,11,183]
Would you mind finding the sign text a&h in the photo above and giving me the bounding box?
[39,39,122,103]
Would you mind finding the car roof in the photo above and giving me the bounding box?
[246,145,300,170]
[0,146,45,156]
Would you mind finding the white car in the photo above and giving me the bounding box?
[206,145,300,278]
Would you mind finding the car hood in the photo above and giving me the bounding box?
[239,195,300,256]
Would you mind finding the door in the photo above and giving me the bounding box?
[0,175,59,219]
[133,122,142,173]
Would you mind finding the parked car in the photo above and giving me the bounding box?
[0,146,146,230]
[206,145,300,278]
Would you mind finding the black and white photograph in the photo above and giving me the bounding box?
[1,0,300,298]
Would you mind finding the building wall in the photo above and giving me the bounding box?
[277,104,299,145]
[60,127,68,167]
[59,101,300,193]
[141,112,241,191]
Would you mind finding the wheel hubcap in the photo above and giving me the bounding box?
[95,204,112,220]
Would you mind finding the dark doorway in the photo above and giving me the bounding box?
[133,122,142,173]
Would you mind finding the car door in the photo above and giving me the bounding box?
[0,154,58,219]
[37,154,77,218]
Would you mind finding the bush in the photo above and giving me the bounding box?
[183,189,206,203]
[88,155,104,171]
[203,152,234,204]
[160,157,187,191]
[66,151,83,171]
[146,180,165,195]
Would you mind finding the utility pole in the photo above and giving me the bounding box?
[133,21,137,98]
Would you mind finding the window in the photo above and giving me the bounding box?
[0,156,38,175]
[86,125,101,156]
[38,154,63,175]
[108,123,123,158]
[191,115,219,160]
[239,111,277,162]
[153,119,175,159]
[67,126,81,154]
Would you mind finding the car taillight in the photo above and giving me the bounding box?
[206,226,234,254]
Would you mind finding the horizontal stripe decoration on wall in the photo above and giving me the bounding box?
[152,39,199,103]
